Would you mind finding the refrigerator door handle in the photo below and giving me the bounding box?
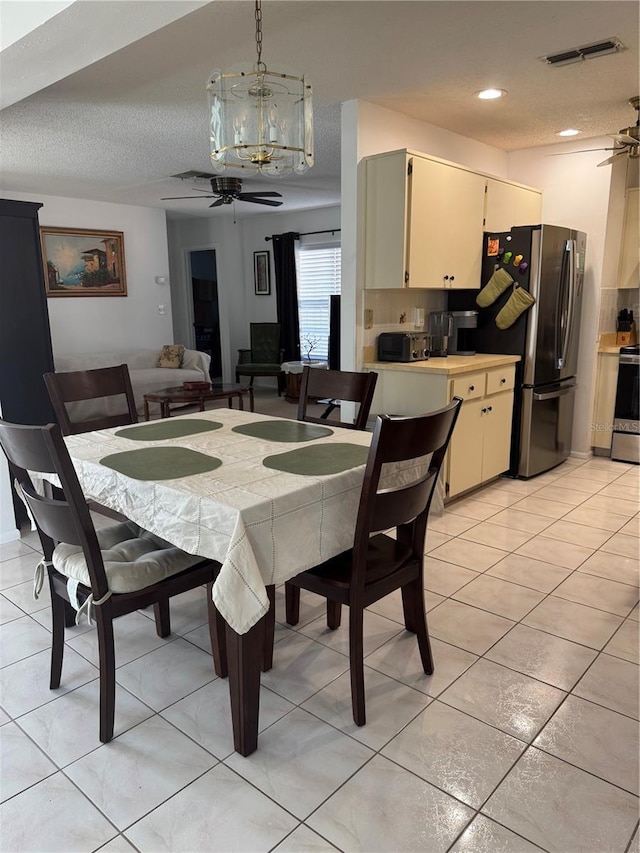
[555,240,573,370]
[560,239,576,370]
[533,386,574,401]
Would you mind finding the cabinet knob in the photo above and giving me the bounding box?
[450,276,455,282]
[443,275,449,281]
[500,377,506,384]
[469,385,475,392]
[481,407,487,414]
[487,406,493,412]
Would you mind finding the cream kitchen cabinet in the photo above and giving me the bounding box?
[364,150,486,290]
[484,178,542,233]
[591,352,619,452]
[618,187,639,289]
[446,365,516,498]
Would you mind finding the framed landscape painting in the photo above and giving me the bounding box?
[254,250,271,295]
[40,227,127,297]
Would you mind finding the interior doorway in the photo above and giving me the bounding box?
[189,249,222,379]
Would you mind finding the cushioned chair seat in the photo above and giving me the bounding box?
[53,521,203,593]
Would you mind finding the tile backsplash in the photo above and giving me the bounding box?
[599,288,639,333]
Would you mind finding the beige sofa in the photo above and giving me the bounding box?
[53,348,211,419]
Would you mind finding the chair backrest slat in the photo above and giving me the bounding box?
[352,398,463,580]
[44,364,137,435]
[297,367,378,430]
[0,419,110,598]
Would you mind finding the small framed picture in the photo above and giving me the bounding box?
[254,250,271,295]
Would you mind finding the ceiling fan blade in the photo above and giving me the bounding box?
[597,151,627,167]
[611,133,637,145]
[238,197,283,207]
[161,195,214,200]
[237,191,283,199]
[209,198,225,208]
[546,148,614,156]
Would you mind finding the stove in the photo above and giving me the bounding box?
[611,344,639,464]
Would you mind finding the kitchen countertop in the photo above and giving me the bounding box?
[598,346,622,355]
[363,353,520,376]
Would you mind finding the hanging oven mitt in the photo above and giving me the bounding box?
[476,268,514,308]
[495,284,535,330]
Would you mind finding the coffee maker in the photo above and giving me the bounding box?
[449,311,478,355]
[427,312,452,357]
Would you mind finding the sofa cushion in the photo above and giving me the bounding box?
[158,344,185,368]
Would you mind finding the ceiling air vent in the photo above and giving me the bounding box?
[170,170,216,181]
[541,37,625,67]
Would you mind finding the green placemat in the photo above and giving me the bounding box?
[263,442,369,476]
[100,447,222,480]
[232,420,333,442]
[115,419,223,441]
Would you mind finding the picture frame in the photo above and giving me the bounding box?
[253,250,271,295]
[40,227,127,297]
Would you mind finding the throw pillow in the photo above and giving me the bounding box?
[157,344,185,369]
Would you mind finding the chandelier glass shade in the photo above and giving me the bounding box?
[207,3,313,176]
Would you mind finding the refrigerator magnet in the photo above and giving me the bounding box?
[487,237,500,257]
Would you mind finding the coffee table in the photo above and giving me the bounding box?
[143,383,254,420]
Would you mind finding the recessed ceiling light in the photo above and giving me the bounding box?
[557,128,582,137]
[475,88,507,100]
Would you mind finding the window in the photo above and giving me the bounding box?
[295,244,341,361]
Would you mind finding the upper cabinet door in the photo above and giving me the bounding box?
[364,151,410,289]
[618,187,639,289]
[484,179,542,233]
[407,157,486,289]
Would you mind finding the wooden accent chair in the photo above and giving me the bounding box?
[43,364,138,436]
[0,419,227,743]
[284,398,463,725]
[297,367,378,430]
[235,323,285,396]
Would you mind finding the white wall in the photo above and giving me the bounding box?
[1,191,174,357]
[167,206,340,381]
[508,139,613,455]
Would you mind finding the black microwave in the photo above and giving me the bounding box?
[377,333,430,362]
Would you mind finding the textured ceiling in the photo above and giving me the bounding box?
[0,0,638,219]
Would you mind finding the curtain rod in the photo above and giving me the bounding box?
[264,228,341,242]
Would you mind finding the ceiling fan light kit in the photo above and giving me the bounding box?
[206,0,313,176]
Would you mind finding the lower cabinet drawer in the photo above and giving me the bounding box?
[486,365,515,395]
[451,371,485,401]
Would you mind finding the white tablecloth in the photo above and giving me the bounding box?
[280,360,328,374]
[63,409,374,634]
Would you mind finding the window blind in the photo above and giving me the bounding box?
[295,244,341,362]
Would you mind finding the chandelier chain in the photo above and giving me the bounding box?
[254,0,263,69]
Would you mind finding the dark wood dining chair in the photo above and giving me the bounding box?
[284,398,463,725]
[297,367,378,430]
[235,322,285,395]
[43,364,138,436]
[0,418,227,743]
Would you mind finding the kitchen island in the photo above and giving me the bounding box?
[364,354,521,499]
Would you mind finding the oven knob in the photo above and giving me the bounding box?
[412,350,419,359]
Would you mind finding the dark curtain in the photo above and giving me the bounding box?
[272,231,300,361]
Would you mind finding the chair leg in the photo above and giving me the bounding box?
[49,591,67,689]
[285,583,300,625]
[349,606,366,726]
[327,600,342,630]
[96,611,116,743]
[63,598,77,628]
[403,579,434,674]
[262,585,275,672]
[153,599,171,638]
[206,582,228,678]
[401,585,417,633]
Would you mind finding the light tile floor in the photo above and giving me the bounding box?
[1,395,638,852]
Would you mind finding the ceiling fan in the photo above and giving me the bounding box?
[552,96,639,167]
[162,176,283,208]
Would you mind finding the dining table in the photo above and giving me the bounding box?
[60,407,377,755]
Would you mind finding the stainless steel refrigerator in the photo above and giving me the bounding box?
[448,224,586,478]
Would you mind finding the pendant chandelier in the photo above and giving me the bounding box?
[207,0,313,176]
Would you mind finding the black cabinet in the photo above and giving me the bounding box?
[0,199,55,424]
